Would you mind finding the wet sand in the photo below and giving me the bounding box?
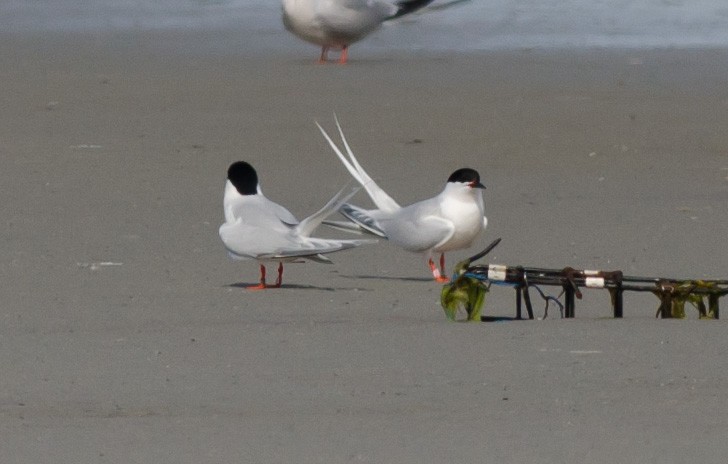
[1,31,728,463]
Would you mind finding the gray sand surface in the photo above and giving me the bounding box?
[2,32,728,463]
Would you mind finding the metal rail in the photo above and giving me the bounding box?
[441,239,728,321]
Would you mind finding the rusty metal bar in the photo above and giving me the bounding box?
[465,263,726,319]
[454,240,727,320]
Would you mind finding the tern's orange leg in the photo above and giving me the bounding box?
[272,262,283,288]
[246,264,268,290]
[429,257,450,283]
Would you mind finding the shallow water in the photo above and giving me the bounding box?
[2,0,728,50]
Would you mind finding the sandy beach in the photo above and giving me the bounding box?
[2,26,728,463]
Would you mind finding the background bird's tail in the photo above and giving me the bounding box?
[391,0,436,19]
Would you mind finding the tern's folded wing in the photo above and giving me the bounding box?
[258,237,376,260]
[383,215,455,252]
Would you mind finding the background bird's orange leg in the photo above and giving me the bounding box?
[318,46,329,63]
[338,45,349,64]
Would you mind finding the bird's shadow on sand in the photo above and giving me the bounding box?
[480,316,523,322]
[339,274,436,283]
[293,57,399,67]
[225,274,436,291]
[225,282,373,292]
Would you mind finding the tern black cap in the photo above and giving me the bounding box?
[227,161,259,195]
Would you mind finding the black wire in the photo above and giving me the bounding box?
[529,284,565,319]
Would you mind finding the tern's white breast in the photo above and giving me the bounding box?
[435,194,485,252]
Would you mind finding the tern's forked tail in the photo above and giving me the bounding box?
[316,115,401,213]
[295,185,359,238]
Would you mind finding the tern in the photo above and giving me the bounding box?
[316,118,487,282]
[219,161,375,289]
[281,0,435,64]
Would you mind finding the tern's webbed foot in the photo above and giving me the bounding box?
[246,283,268,291]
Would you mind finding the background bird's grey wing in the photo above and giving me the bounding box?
[335,0,398,18]
[316,0,396,37]
[426,0,470,11]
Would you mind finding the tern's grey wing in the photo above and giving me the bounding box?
[338,203,387,237]
[377,197,456,251]
[220,215,375,260]
[226,199,297,231]
[322,219,367,235]
[219,219,293,259]
[383,214,454,252]
[263,196,299,225]
[307,254,334,263]
[224,188,299,225]
[257,237,376,260]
